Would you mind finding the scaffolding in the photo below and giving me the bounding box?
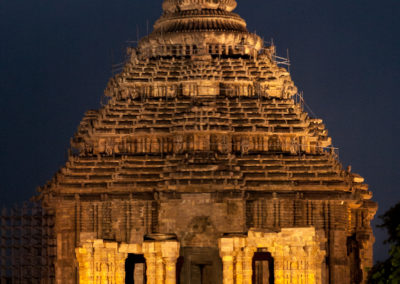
[0,202,55,284]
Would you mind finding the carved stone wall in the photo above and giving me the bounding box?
[36,0,376,283]
[219,228,325,284]
[75,240,127,284]
[74,228,326,284]
[48,192,375,283]
[75,239,180,284]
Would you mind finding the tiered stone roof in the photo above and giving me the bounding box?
[40,0,372,204]
[53,152,369,195]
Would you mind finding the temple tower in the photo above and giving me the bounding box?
[38,0,376,283]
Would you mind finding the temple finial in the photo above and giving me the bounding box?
[162,0,237,13]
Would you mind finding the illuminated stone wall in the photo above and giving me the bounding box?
[219,228,325,284]
[75,228,325,284]
[75,239,179,284]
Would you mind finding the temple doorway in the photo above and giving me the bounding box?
[252,250,274,284]
[125,254,146,284]
[178,247,222,284]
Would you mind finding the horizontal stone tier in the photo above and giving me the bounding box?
[158,8,243,21]
[112,53,291,93]
[73,134,329,157]
[111,82,295,100]
[73,97,325,132]
[72,96,329,155]
[46,152,369,194]
[139,40,260,58]
[153,16,247,34]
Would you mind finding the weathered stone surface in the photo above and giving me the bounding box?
[219,228,325,284]
[32,0,377,283]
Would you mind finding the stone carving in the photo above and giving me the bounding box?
[29,0,377,283]
[219,228,326,284]
[182,216,219,247]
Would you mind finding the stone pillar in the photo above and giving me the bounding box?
[144,240,180,284]
[115,251,128,284]
[75,246,94,284]
[161,241,180,284]
[145,252,157,284]
[164,257,178,284]
[222,255,234,284]
[218,238,235,284]
[76,240,128,284]
[156,253,165,284]
[143,242,157,284]
[235,249,243,284]
[242,247,255,284]
[270,246,285,284]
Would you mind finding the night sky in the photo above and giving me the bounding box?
[0,0,399,262]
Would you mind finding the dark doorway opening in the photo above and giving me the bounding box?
[125,254,146,284]
[190,262,214,284]
[252,250,274,284]
[178,247,222,284]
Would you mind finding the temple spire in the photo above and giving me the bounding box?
[162,0,238,13]
[139,0,262,58]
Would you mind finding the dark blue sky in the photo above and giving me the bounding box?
[0,0,399,262]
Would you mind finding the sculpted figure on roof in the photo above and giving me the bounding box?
[162,0,237,12]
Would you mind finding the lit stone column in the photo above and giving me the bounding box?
[270,246,285,284]
[235,249,243,284]
[115,251,128,284]
[304,245,316,284]
[218,238,235,284]
[222,255,234,284]
[75,245,94,284]
[164,257,178,284]
[143,242,157,284]
[242,247,255,284]
[145,252,157,284]
[232,236,246,284]
[305,243,325,284]
[155,252,165,284]
[161,241,180,284]
[144,239,180,284]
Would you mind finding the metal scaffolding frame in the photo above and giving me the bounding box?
[0,202,55,284]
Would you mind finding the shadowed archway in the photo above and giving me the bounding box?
[252,250,274,284]
[125,254,146,284]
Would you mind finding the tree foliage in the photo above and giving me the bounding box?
[368,202,400,283]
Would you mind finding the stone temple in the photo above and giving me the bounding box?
[1,0,377,283]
